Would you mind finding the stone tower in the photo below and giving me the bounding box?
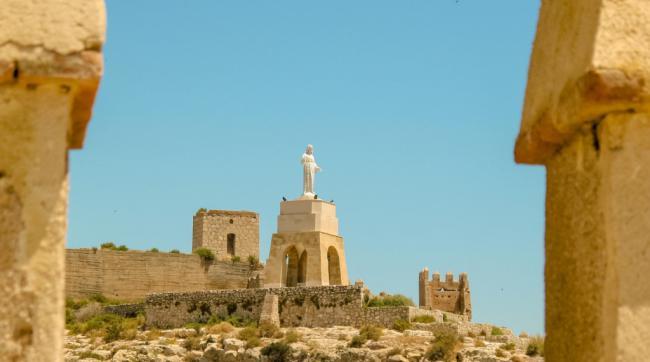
[419,268,472,320]
[264,199,349,287]
[192,209,260,261]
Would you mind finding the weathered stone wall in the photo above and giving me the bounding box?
[192,209,259,261]
[65,249,260,301]
[145,285,439,329]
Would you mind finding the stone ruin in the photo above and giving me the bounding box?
[418,268,472,320]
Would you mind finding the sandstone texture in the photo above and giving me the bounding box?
[66,249,260,300]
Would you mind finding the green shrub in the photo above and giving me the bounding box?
[245,336,261,348]
[170,249,180,254]
[237,326,258,341]
[392,319,412,332]
[359,325,383,341]
[104,319,123,342]
[115,245,128,251]
[425,331,460,362]
[442,313,448,322]
[184,322,203,333]
[526,335,545,357]
[231,255,241,263]
[366,293,414,308]
[502,342,516,351]
[474,339,486,347]
[491,326,504,336]
[412,315,435,323]
[100,242,116,249]
[258,321,280,338]
[248,255,260,268]
[349,334,367,348]
[261,342,292,361]
[149,248,159,252]
[283,329,301,344]
[182,336,202,351]
[194,248,215,261]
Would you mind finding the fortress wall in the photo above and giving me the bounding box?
[145,285,438,329]
[65,249,256,301]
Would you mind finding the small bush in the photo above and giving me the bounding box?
[474,339,486,347]
[366,293,414,308]
[248,255,261,268]
[184,322,203,333]
[425,331,460,362]
[349,334,367,348]
[115,245,128,251]
[261,342,292,361]
[502,342,516,351]
[104,319,123,342]
[284,329,301,344]
[245,336,261,348]
[526,335,544,357]
[121,328,138,340]
[496,348,507,357]
[149,248,159,252]
[231,255,241,263]
[491,327,504,336]
[392,319,412,332]
[412,315,436,323]
[359,325,383,341]
[194,248,215,261]
[258,321,280,338]
[100,242,116,249]
[170,249,180,254]
[237,326,258,341]
[443,313,448,322]
[182,336,202,351]
[207,322,234,334]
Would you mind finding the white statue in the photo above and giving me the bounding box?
[301,144,321,198]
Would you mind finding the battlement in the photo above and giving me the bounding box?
[194,209,258,218]
[418,268,471,320]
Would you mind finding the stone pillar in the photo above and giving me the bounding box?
[259,293,280,328]
[515,1,650,360]
[0,1,105,360]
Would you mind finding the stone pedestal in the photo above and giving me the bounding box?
[265,199,349,288]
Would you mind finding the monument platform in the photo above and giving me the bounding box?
[265,198,349,288]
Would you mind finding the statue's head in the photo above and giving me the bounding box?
[306,144,313,155]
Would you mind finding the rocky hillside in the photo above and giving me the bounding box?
[64,322,544,362]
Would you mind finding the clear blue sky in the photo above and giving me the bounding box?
[68,1,545,334]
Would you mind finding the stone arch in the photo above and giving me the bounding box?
[327,246,342,285]
[283,246,299,287]
[297,250,308,285]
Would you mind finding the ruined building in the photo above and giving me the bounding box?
[419,268,471,320]
[192,209,260,261]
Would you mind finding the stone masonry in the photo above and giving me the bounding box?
[145,284,441,329]
[65,249,261,300]
[192,209,259,261]
[419,268,471,320]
